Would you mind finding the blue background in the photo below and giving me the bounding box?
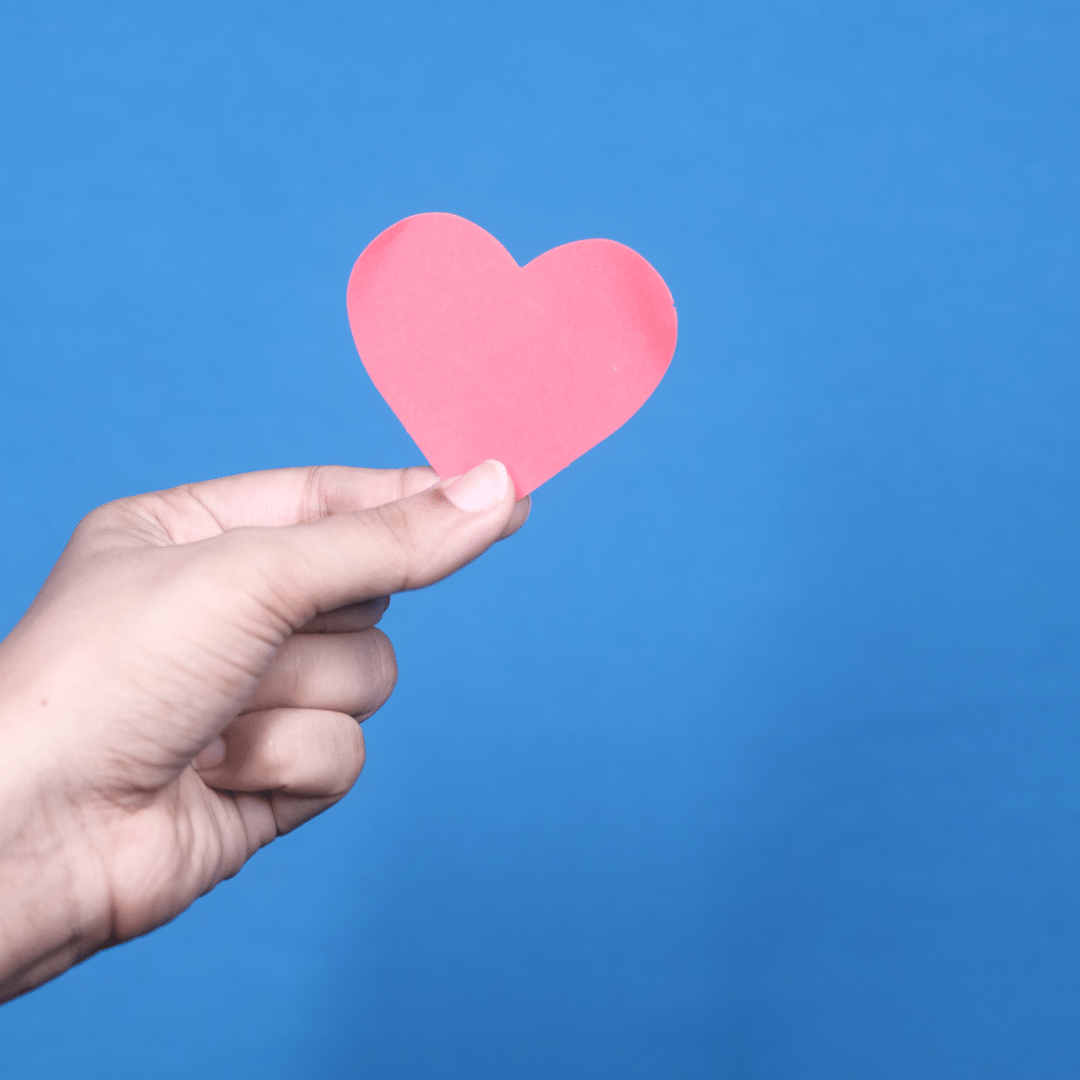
[1,1,1079,1076]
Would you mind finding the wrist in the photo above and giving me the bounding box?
[0,714,112,1002]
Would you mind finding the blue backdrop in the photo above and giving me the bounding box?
[2,1,1079,1076]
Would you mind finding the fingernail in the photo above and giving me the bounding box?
[441,460,509,512]
[194,736,226,771]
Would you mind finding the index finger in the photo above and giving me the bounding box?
[124,465,440,543]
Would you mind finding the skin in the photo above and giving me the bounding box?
[0,459,528,1003]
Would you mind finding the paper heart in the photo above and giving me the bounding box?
[347,213,677,496]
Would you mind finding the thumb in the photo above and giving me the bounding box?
[219,459,522,627]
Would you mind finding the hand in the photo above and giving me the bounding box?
[0,460,528,1002]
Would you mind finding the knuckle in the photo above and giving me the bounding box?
[77,502,112,530]
[71,499,135,545]
[334,721,366,792]
[299,465,337,521]
[355,628,397,717]
[268,710,364,798]
[375,629,399,697]
[305,713,364,797]
[369,502,422,590]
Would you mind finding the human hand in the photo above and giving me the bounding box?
[0,461,527,1002]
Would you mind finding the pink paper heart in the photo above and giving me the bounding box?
[347,213,677,496]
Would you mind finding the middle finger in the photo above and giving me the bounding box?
[245,628,398,718]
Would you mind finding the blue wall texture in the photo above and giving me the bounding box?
[1,2,1079,1076]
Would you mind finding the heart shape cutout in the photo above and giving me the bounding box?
[347,213,677,496]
